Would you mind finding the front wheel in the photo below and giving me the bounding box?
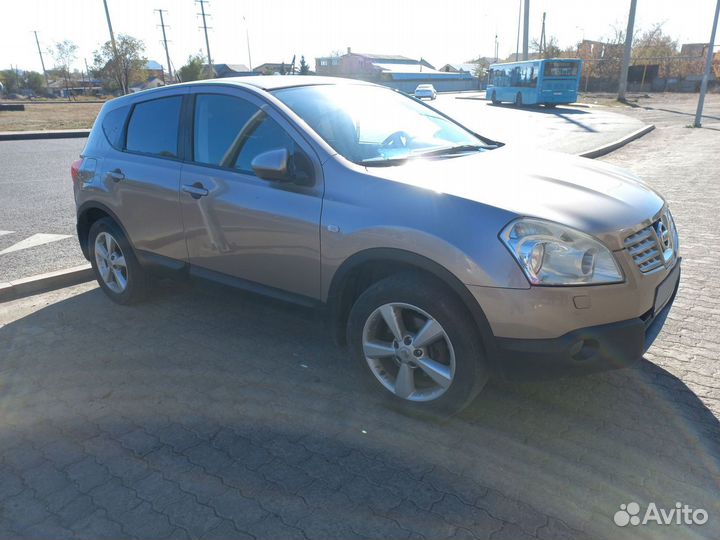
[347,274,489,416]
[491,91,499,105]
[514,92,523,107]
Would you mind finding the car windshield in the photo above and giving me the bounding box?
[273,84,486,165]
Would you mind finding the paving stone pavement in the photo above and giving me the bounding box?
[1,95,719,539]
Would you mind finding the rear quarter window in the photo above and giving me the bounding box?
[101,105,130,149]
[125,96,183,158]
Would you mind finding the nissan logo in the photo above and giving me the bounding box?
[655,218,671,249]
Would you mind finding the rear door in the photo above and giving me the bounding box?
[179,86,323,300]
[100,87,189,261]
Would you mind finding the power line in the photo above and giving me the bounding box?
[196,0,214,77]
[155,9,173,83]
[32,31,50,89]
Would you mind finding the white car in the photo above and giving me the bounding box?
[414,84,437,100]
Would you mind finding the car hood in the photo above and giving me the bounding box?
[363,147,665,250]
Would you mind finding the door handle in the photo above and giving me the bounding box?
[182,183,209,199]
[107,168,125,182]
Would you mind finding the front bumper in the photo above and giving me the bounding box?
[492,261,680,379]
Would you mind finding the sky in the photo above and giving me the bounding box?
[1,0,718,74]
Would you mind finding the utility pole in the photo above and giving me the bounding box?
[84,58,91,95]
[515,0,522,61]
[32,31,50,89]
[243,16,252,71]
[102,0,126,95]
[155,9,173,83]
[539,12,546,56]
[617,0,637,101]
[522,0,530,60]
[196,0,214,77]
[694,0,720,127]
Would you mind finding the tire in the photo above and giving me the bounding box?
[347,273,489,417]
[545,103,557,109]
[515,92,523,107]
[491,91,499,105]
[88,217,148,304]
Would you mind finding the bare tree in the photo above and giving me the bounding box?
[51,40,78,100]
[93,34,147,93]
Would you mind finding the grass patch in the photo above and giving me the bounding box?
[0,101,103,131]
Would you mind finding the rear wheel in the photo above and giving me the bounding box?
[347,273,488,416]
[88,218,148,304]
[545,103,557,109]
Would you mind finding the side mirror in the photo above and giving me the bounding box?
[251,148,315,186]
[251,148,291,181]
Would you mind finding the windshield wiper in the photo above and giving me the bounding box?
[413,144,494,158]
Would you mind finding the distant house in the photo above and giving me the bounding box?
[205,63,253,77]
[253,62,299,75]
[315,48,434,77]
[129,77,165,93]
[142,60,165,80]
[440,63,482,75]
[48,77,103,98]
[314,48,478,93]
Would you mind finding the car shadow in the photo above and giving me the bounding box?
[1,281,718,539]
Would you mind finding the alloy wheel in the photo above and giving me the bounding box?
[361,302,456,402]
[94,231,128,294]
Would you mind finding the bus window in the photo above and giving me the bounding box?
[544,61,579,77]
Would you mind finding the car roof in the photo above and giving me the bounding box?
[205,75,375,91]
[104,75,381,108]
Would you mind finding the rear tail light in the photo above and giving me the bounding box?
[71,158,83,183]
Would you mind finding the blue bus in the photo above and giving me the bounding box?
[487,59,582,107]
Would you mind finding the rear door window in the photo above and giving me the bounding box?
[126,96,182,158]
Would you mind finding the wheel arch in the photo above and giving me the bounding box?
[326,248,497,357]
[76,202,132,260]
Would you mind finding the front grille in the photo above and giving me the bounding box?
[624,225,664,273]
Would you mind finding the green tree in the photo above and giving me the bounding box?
[299,55,309,75]
[177,53,208,82]
[0,69,21,94]
[25,71,46,94]
[93,34,147,94]
[51,39,78,100]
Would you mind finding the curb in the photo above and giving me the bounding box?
[0,264,94,303]
[577,124,655,159]
[0,129,90,141]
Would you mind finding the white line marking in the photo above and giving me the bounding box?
[0,233,72,255]
[0,230,14,237]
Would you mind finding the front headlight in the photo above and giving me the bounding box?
[500,218,624,285]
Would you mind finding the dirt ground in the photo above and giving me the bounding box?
[0,101,103,131]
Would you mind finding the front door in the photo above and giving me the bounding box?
[179,87,323,300]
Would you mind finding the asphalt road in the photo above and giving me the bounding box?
[0,138,86,282]
[0,94,646,283]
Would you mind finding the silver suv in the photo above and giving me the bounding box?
[72,76,680,415]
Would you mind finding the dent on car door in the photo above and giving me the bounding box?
[103,91,188,261]
[179,90,323,299]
